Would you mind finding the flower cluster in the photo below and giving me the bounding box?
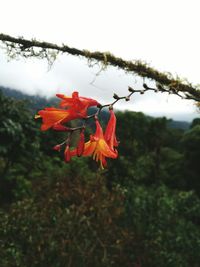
[35,91,119,169]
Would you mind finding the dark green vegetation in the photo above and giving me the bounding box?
[0,87,200,267]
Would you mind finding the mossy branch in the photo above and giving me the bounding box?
[0,33,200,102]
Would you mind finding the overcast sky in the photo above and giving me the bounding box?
[0,0,199,121]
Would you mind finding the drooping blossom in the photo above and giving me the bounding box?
[70,118,118,169]
[104,109,119,151]
[76,129,85,157]
[102,109,119,167]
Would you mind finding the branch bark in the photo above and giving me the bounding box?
[0,33,200,101]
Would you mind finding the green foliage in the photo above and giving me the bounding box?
[0,91,40,203]
[1,177,200,267]
[124,185,200,267]
[0,175,124,267]
[181,125,200,193]
[0,89,200,266]
[190,118,200,128]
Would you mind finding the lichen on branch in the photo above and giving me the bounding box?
[0,33,200,102]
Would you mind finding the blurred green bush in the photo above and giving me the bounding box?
[1,90,200,266]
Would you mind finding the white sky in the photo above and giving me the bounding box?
[0,0,200,121]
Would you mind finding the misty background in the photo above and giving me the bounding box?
[0,0,199,121]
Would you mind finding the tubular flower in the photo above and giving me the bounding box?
[64,144,71,162]
[104,109,119,150]
[77,129,85,157]
[71,119,118,169]
[56,91,99,117]
[35,107,81,131]
[102,109,119,167]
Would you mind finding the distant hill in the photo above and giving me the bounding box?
[168,120,190,130]
[0,85,191,130]
[0,86,59,112]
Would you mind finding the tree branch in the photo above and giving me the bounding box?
[0,33,200,101]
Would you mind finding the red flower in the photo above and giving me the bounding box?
[104,109,119,150]
[35,107,80,131]
[64,144,71,162]
[56,91,99,117]
[35,90,119,168]
[102,109,119,167]
[70,119,118,169]
[77,129,85,157]
[53,144,61,151]
[35,91,99,131]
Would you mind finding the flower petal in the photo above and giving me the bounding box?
[104,109,119,148]
[57,91,99,110]
[82,141,96,156]
[37,107,80,131]
[77,130,85,157]
[94,119,104,139]
[97,139,118,159]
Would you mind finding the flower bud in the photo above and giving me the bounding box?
[53,144,61,151]
[156,83,164,90]
[113,93,120,100]
[97,103,102,108]
[143,83,148,89]
[128,86,134,92]
[109,105,113,110]
[77,130,85,157]
[64,144,71,162]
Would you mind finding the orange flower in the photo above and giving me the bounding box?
[35,91,99,131]
[70,119,118,169]
[35,107,80,131]
[56,91,99,117]
[104,109,119,150]
[102,109,119,167]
